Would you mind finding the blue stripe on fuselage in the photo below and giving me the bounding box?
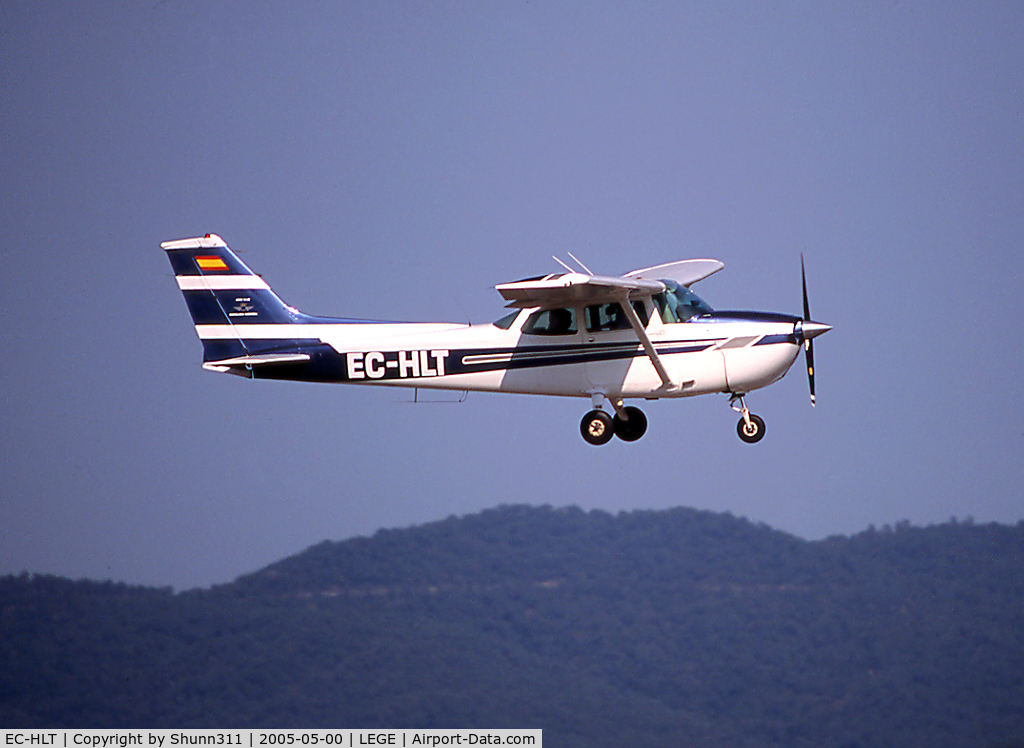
[700,311,801,324]
[236,339,727,381]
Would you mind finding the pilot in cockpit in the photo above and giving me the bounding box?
[548,307,574,335]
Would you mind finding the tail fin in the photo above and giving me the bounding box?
[162,234,308,369]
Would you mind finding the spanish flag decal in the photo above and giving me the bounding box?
[196,255,229,271]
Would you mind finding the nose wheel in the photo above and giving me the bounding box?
[730,393,766,443]
[736,413,766,443]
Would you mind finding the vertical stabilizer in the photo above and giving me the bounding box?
[162,234,304,366]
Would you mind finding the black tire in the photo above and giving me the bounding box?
[581,410,615,445]
[613,406,648,442]
[736,413,766,443]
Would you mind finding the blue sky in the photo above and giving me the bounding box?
[2,1,1022,590]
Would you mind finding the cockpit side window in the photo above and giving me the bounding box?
[522,307,578,336]
[653,280,713,323]
[585,301,648,332]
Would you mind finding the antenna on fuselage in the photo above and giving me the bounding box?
[567,252,593,275]
[552,252,594,275]
[552,256,575,273]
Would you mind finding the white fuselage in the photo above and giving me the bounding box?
[252,302,803,400]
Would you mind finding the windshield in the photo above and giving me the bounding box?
[653,280,713,322]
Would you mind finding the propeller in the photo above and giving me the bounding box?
[795,254,832,406]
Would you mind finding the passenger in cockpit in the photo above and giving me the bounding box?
[548,308,573,334]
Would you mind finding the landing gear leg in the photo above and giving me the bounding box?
[730,393,766,444]
[610,398,648,442]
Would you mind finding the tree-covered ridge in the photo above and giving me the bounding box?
[234,506,813,593]
[2,505,1023,748]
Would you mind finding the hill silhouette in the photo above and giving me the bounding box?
[2,505,1023,747]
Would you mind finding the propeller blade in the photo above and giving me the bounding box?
[801,254,815,406]
[801,253,811,322]
[805,338,816,406]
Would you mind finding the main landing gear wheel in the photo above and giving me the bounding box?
[736,413,766,443]
[581,410,615,445]
[613,406,648,442]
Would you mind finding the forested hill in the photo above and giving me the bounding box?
[3,505,1024,748]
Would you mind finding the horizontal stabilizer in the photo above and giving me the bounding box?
[205,353,311,368]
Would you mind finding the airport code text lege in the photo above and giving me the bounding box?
[1,732,541,748]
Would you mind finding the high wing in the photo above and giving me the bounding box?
[625,258,724,287]
[495,273,665,309]
[496,261,721,393]
[495,259,724,309]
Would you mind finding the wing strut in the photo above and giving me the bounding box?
[618,293,675,391]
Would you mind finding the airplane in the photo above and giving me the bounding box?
[162,234,831,445]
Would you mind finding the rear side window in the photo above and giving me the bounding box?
[585,302,648,332]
